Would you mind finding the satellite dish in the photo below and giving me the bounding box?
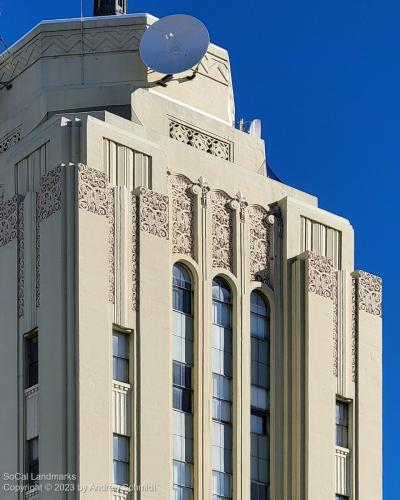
[140,14,210,75]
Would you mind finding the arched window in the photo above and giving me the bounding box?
[250,291,270,500]
[172,263,194,499]
[212,277,233,500]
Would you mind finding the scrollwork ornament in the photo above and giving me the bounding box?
[139,188,169,239]
[18,200,25,318]
[0,196,18,247]
[357,270,382,317]
[249,205,273,286]
[211,190,233,272]
[171,175,194,257]
[351,277,358,382]
[306,252,335,299]
[132,194,139,310]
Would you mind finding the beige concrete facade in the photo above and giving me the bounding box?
[0,14,382,500]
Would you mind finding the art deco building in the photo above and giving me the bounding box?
[0,10,382,500]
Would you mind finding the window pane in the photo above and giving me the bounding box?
[113,332,129,359]
[173,387,192,413]
[113,460,129,486]
[173,362,192,389]
[27,337,39,388]
[251,386,268,411]
[113,435,129,462]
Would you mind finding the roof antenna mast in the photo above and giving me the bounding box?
[94,0,127,16]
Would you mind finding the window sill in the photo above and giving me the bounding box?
[25,385,39,398]
[112,380,131,391]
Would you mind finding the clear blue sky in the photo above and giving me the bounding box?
[1,0,397,497]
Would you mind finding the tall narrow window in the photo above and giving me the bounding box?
[172,264,194,500]
[27,437,39,485]
[336,401,349,448]
[113,434,129,486]
[113,331,129,383]
[212,277,233,500]
[26,336,38,388]
[250,291,270,500]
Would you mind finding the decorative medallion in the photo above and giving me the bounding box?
[249,205,274,286]
[139,188,169,239]
[211,190,233,272]
[171,175,195,257]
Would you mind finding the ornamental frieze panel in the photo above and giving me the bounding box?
[211,190,233,272]
[18,201,25,318]
[0,196,18,247]
[249,205,274,287]
[351,277,358,382]
[306,252,336,299]
[355,270,382,317]
[37,166,62,223]
[169,120,232,162]
[78,164,115,303]
[139,188,169,240]
[170,175,195,258]
[303,252,338,376]
[132,194,139,310]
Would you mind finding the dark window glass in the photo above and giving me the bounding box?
[113,435,129,486]
[173,361,192,389]
[28,438,39,484]
[173,386,192,413]
[336,401,349,448]
[173,361,192,413]
[251,481,268,500]
[113,332,129,383]
[251,409,267,436]
[26,336,38,388]
[173,264,193,315]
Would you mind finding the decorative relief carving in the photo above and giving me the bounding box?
[235,192,248,223]
[211,190,233,272]
[78,164,111,216]
[36,194,40,308]
[332,272,338,377]
[108,189,115,304]
[306,252,335,299]
[18,200,24,318]
[0,26,145,82]
[35,167,63,307]
[249,205,274,286]
[37,167,62,223]
[0,196,18,247]
[78,164,115,303]
[197,176,210,207]
[132,195,139,310]
[304,252,339,376]
[171,175,194,257]
[351,277,358,383]
[357,270,382,317]
[139,188,169,239]
[199,53,230,85]
[169,120,232,161]
[0,127,21,154]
